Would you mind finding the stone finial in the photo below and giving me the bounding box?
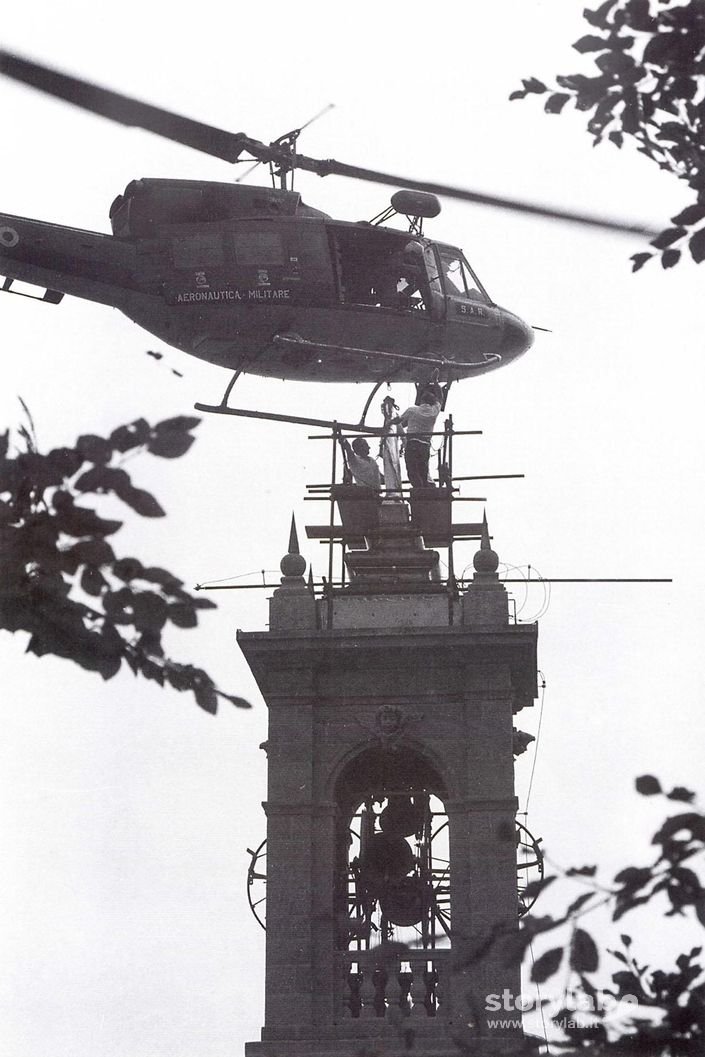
[280,513,306,581]
[473,510,500,576]
[269,514,317,631]
[462,511,509,626]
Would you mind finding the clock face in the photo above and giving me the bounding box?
[516,821,545,916]
[246,839,267,931]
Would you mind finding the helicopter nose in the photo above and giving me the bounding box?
[500,309,534,362]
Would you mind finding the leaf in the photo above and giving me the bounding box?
[608,130,623,147]
[139,658,165,686]
[688,226,705,263]
[650,226,686,250]
[657,121,687,144]
[194,683,218,714]
[583,0,617,30]
[643,30,679,68]
[531,946,563,983]
[695,895,705,928]
[570,928,599,973]
[631,252,652,272]
[131,591,168,633]
[566,865,598,877]
[621,99,641,134]
[661,248,681,269]
[76,434,112,464]
[74,466,132,498]
[80,565,107,597]
[112,557,145,582]
[623,0,654,32]
[140,566,183,589]
[63,538,115,567]
[573,34,609,53]
[46,447,83,479]
[109,418,150,452]
[672,203,705,226]
[596,50,635,76]
[544,92,571,114]
[219,693,252,709]
[54,499,123,538]
[103,587,135,625]
[168,602,198,628]
[608,948,629,965]
[154,415,201,433]
[652,812,705,846]
[667,786,696,803]
[522,876,557,902]
[669,866,704,907]
[611,969,642,997]
[521,77,548,94]
[635,774,661,796]
[193,596,217,610]
[146,430,195,459]
[120,486,165,518]
[614,866,653,888]
[567,891,594,915]
[620,934,632,947]
[613,893,651,921]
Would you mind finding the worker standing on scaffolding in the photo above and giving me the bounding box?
[394,386,442,488]
[340,436,382,490]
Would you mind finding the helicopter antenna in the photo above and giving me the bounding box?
[236,104,336,189]
[298,103,336,134]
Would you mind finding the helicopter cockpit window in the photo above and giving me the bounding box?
[438,249,487,302]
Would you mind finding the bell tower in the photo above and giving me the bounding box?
[239,431,539,1056]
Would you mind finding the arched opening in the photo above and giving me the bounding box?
[334,747,450,954]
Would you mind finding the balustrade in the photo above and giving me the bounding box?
[339,949,449,1020]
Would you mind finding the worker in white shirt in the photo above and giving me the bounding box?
[340,436,382,490]
[395,389,442,488]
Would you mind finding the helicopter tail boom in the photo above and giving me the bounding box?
[0,213,135,309]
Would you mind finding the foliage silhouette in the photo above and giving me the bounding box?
[512,0,705,270]
[481,776,705,1054]
[0,406,249,714]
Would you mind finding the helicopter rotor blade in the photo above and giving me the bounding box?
[0,50,658,237]
[289,155,659,237]
[0,50,257,163]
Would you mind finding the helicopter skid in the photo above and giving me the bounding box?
[193,402,385,435]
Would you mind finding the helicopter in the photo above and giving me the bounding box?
[0,51,656,413]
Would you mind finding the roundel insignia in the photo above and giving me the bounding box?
[0,226,20,248]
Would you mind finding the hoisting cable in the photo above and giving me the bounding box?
[528,939,552,1053]
[525,670,547,815]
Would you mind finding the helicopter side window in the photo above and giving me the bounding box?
[233,232,285,267]
[172,233,225,268]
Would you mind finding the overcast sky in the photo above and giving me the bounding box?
[1,2,704,1055]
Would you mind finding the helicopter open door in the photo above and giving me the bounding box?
[327,224,443,321]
